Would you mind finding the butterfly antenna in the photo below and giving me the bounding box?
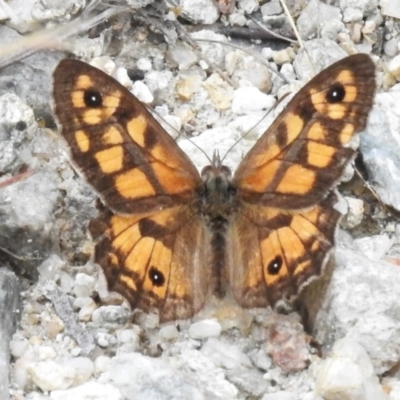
[220,91,293,164]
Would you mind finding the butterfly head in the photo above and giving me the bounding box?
[199,151,236,219]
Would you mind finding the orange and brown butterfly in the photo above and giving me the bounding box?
[53,54,376,322]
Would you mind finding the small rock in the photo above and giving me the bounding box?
[341,197,364,229]
[116,328,140,353]
[179,0,219,24]
[387,55,400,81]
[380,0,400,19]
[201,338,252,369]
[131,80,154,104]
[136,58,152,71]
[360,91,400,210]
[28,357,94,392]
[73,273,96,298]
[237,0,259,13]
[159,325,180,341]
[272,48,296,65]
[297,0,342,39]
[166,42,198,70]
[175,74,203,101]
[109,353,205,399]
[202,73,233,110]
[260,0,282,16]
[91,306,130,329]
[262,392,296,400]
[94,355,112,375]
[0,268,21,399]
[232,87,275,114]
[352,234,394,260]
[95,332,117,348]
[315,339,389,400]
[189,319,222,339]
[314,245,400,374]
[265,315,310,372]
[231,55,272,91]
[50,381,123,400]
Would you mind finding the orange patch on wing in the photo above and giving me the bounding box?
[102,92,121,117]
[307,142,335,168]
[74,130,90,152]
[151,162,197,195]
[276,164,316,195]
[239,159,281,193]
[336,69,355,86]
[115,168,156,199]
[75,74,93,90]
[95,146,123,174]
[326,103,347,120]
[83,109,102,125]
[293,260,312,276]
[103,126,123,145]
[126,114,147,147]
[339,123,355,145]
[278,227,305,267]
[290,214,318,242]
[112,222,141,254]
[71,91,85,108]
[120,274,138,291]
[308,122,326,141]
[285,113,304,145]
[124,236,155,279]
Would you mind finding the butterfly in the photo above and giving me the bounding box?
[53,54,376,322]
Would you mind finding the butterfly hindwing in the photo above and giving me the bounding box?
[228,194,340,308]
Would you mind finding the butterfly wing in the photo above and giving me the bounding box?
[53,60,202,215]
[230,54,376,308]
[53,60,209,321]
[234,54,376,209]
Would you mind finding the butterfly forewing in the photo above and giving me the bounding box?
[53,60,202,215]
[234,54,376,210]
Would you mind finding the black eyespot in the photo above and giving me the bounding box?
[149,266,165,287]
[267,256,283,275]
[84,88,103,107]
[326,83,346,103]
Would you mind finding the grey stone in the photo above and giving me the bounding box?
[0,268,21,400]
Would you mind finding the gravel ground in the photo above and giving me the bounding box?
[1,0,400,399]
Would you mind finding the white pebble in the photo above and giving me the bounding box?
[28,357,94,392]
[201,338,252,369]
[94,355,112,375]
[131,81,154,104]
[95,332,117,348]
[189,319,222,339]
[262,392,295,400]
[136,58,152,71]
[10,335,29,358]
[50,381,122,400]
[113,67,133,88]
[232,87,275,114]
[159,325,180,340]
[73,273,96,298]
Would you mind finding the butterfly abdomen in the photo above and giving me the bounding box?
[199,160,238,299]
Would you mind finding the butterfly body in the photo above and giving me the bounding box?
[53,54,376,322]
